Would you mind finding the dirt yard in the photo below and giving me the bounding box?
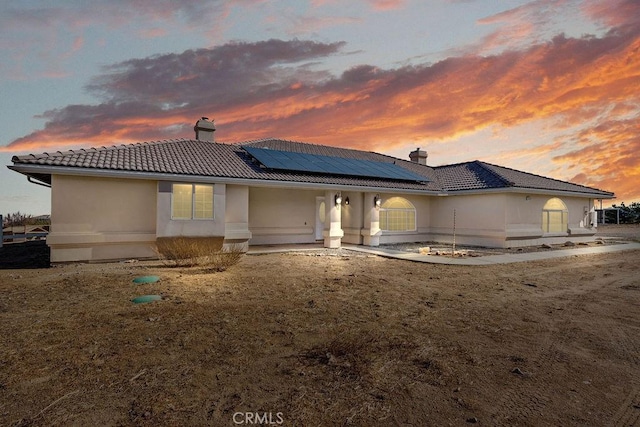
[1,228,639,426]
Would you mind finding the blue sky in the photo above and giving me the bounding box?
[2,0,639,216]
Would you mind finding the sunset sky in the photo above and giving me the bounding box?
[1,0,638,215]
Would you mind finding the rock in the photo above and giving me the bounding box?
[595,240,604,245]
[541,243,552,249]
[564,241,576,247]
[419,247,431,254]
[466,417,479,423]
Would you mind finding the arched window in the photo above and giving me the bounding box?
[379,197,416,232]
[542,197,568,233]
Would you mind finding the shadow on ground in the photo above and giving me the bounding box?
[0,240,50,269]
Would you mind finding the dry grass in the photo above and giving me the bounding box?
[155,237,244,271]
[1,244,639,426]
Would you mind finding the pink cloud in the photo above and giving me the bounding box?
[582,0,640,29]
[365,0,406,11]
[3,1,640,202]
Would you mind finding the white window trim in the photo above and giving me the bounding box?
[171,183,215,220]
[379,205,417,232]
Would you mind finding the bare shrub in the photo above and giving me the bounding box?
[206,243,245,272]
[155,237,244,270]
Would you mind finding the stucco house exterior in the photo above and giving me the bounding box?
[8,118,614,262]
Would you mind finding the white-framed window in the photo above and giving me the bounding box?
[172,183,214,220]
[379,197,416,232]
[542,197,568,233]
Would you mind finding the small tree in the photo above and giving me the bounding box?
[3,212,33,227]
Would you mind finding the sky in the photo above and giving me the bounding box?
[1,0,639,216]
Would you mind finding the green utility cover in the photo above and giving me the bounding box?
[131,295,162,304]
[133,275,160,284]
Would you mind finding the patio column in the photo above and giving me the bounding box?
[224,185,252,252]
[361,192,381,246]
[323,190,343,248]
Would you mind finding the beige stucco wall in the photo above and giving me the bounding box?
[48,175,157,262]
[502,193,596,246]
[505,194,594,231]
[248,187,320,245]
[429,193,507,247]
[426,192,597,248]
[47,173,602,260]
[564,196,596,230]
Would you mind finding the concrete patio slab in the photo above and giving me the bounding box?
[248,241,640,265]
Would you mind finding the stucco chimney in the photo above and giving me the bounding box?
[409,148,428,165]
[194,117,216,142]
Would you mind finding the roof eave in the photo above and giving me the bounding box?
[443,186,615,199]
[8,164,444,195]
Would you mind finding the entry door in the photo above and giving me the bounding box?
[315,197,325,240]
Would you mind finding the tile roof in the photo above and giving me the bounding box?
[10,138,440,191]
[10,138,614,197]
[433,160,613,197]
[432,161,511,191]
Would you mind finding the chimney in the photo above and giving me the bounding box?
[409,147,428,165]
[194,117,216,142]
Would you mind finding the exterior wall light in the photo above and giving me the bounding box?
[344,197,350,205]
[335,194,342,206]
[374,195,381,207]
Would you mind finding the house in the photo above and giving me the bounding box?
[8,118,614,262]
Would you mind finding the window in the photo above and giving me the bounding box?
[542,197,567,233]
[172,184,214,219]
[379,197,416,232]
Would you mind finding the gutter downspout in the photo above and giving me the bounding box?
[27,176,51,188]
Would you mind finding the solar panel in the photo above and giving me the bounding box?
[243,146,429,182]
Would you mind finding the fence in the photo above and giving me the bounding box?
[596,208,621,225]
[1,215,50,248]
